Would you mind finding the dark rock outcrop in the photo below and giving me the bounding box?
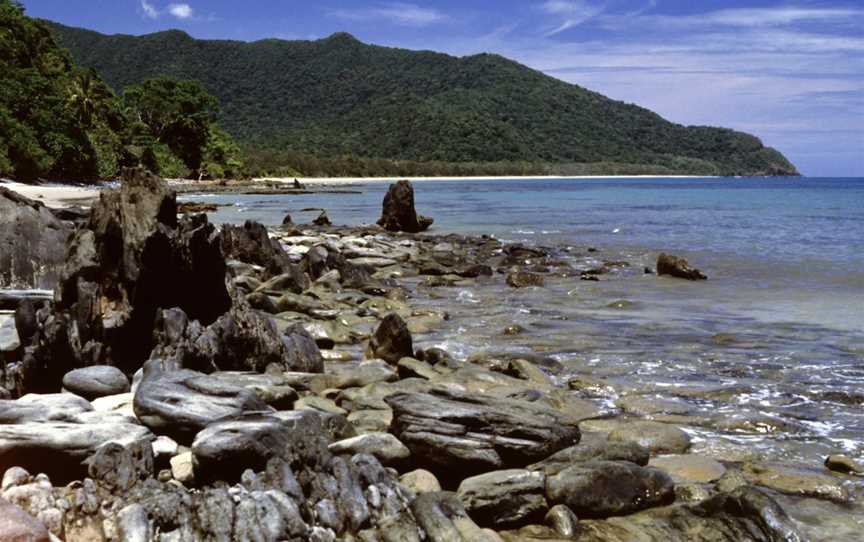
[385,388,580,478]
[506,270,545,288]
[377,180,433,233]
[657,253,707,280]
[0,186,73,290]
[457,469,548,528]
[367,313,413,364]
[221,220,295,278]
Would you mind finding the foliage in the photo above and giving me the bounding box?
[48,23,799,176]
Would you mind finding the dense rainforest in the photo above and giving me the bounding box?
[1,0,798,180]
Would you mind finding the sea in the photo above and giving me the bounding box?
[195,176,864,533]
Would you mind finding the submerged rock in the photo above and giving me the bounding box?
[506,270,545,288]
[657,253,707,280]
[377,180,433,233]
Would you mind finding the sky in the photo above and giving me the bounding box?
[19,0,864,177]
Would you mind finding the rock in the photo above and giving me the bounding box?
[295,396,346,416]
[313,211,332,226]
[0,186,73,290]
[256,269,309,295]
[62,366,130,400]
[607,421,692,455]
[544,504,579,538]
[400,469,442,494]
[151,435,178,469]
[0,498,51,542]
[117,503,153,542]
[2,466,30,491]
[170,451,195,484]
[824,454,864,474]
[657,253,706,280]
[0,313,21,355]
[545,460,675,518]
[649,455,726,483]
[329,433,410,465]
[410,492,496,542]
[0,421,152,483]
[505,271,544,288]
[0,393,93,424]
[85,438,154,490]
[282,213,293,225]
[457,469,548,528]
[133,359,270,443]
[385,388,580,478]
[221,220,295,278]
[377,180,432,233]
[739,462,852,503]
[528,440,650,474]
[397,357,438,380]
[367,313,413,364]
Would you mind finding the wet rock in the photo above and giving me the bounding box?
[545,460,675,518]
[0,421,151,483]
[62,365,130,400]
[457,469,548,528]
[649,455,726,483]
[506,271,544,288]
[528,440,650,474]
[282,213,293,225]
[410,492,496,542]
[385,388,580,478]
[544,504,579,538]
[377,180,432,233]
[367,313,413,364]
[329,433,410,465]
[607,421,692,455]
[0,393,93,424]
[313,211,332,226]
[221,219,294,278]
[657,253,706,280]
[740,462,852,503]
[400,469,442,494]
[824,454,863,474]
[0,186,73,290]
[133,359,270,443]
[0,498,51,542]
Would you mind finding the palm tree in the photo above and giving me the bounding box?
[66,69,113,128]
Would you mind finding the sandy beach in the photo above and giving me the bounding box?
[0,179,100,208]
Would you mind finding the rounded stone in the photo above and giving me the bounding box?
[607,421,692,455]
[62,366,130,400]
[649,454,726,483]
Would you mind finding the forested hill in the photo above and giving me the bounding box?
[47,22,798,176]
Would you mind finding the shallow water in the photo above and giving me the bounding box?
[197,177,864,497]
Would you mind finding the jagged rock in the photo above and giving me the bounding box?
[377,180,432,233]
[0,421,152,483]
[0,498,51,542]
[282,213,293,225]
[0,186,73,290]
[0,393,93,424]
[367,313,413,364]
[657,253,707,280]
[221,220,294,278]
[133,359,271,443]
[385,388,580,478]
[313,211,332,226]
[457,469,548,528]
[545,460,675,518]
[607,421,692,455]
[62,365,130,400]
[85,438,154,491]
[506,271,544,288]
[255,268,309,295]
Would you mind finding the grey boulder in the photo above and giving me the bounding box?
[456,469,548,528]
[62,365,130,400]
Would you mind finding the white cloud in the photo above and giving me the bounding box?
[540,0,604,35]
[330,2,447,27]
[140,0,159,19]
[167,3,194,19]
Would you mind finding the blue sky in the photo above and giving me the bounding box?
[20,0,864,176]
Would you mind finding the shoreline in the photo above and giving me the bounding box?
[260,174,720,185]
[0,179,100,208]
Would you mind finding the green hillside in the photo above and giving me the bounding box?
[47,22,798,176]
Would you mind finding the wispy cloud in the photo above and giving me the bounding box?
[167,3,194,20]
[329,2,448,27]
[140,0,158,19]
[540,0,604,36]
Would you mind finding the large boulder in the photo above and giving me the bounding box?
[0,498,51,542]
[385,388,580,478]
[24,168,231,392]
[62,365,130,400]
[221,220,296,278]
[456,469,548,528]
[0,186,73,290]
[377,180,433,233]
[0,393,93,424]
[133,359,271,443]
[367,313,413,365]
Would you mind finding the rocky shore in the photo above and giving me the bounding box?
[0,169,860,541]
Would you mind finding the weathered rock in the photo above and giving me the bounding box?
[544,504,579,538]
[0,497,51,542]
[528,440,650,474]
[0,186,73,290]
[824,454,864,474]
[367,313,413,364]
[170,451,195,484]
[377,180,432,233]
[545,460,675,518]
[0,313,21,356]
[0,421,152,483]
[457,469,548,528]
[62,365,130,400]
[313,211,332,226]
[657,253,707,280]
[0,393,93,424]
[256,268,309,295]
[410,492,497,542]
[329,433,410,465]
[117,503,153,542]
[221,220,294,278]
[400,469,442,494]
[133,359,270,443]
[85,438,154,490]
[649,454,726,483]
[506,271,544,288]
[607,421,692,455]
[739,461,852,503]
[385,388,580,478]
